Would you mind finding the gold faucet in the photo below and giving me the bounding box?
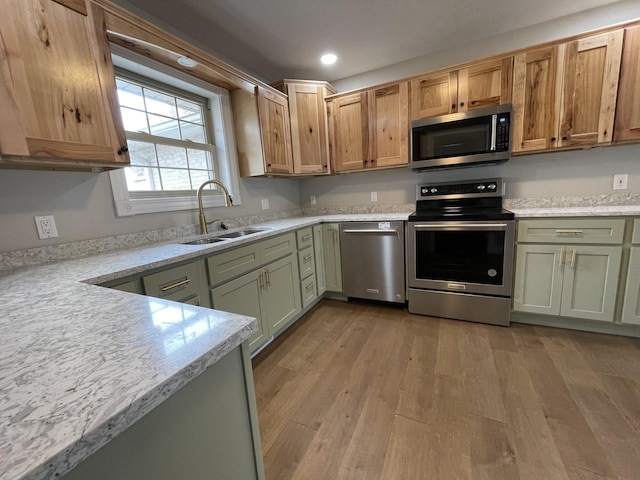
[197,179,234,234]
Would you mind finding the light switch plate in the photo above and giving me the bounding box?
[371,191,378,202]
[613,173,628,190]
[310,195,316,205]
[261,198,270,210]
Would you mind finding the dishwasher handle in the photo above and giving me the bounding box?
[342,229,400,235]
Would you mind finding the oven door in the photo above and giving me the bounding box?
[407,221,515,297]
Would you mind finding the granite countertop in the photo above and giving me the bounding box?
[0,213,408,480]
[508,205,640,217]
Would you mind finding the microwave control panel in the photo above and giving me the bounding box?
[495,112,510,152]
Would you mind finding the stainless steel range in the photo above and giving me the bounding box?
[407,178,515,326]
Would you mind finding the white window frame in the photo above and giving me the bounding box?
[109,44,242,217]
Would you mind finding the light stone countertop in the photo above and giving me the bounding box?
[508,205,640,217]
[1,207,639,480]
[0,213,408,480]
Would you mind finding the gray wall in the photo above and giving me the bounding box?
[0,170,300,252]
[299,144,640,209]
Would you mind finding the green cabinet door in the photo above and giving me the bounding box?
[263,255,302,334]
[313,225,327,295]
[622,247,640,325]
[322,223,342,292]
[513,244,564,315]
[560,245,622,322]
[211,270,267,351]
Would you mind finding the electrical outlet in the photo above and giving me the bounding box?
[310,195,316,205]
[371,191,378,202]
[261,198,270,210]
[613,174,628,190]
[34,215,59,239]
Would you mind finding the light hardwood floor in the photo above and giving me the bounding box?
[252,300,640,480]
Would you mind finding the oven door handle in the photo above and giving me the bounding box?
[413,223,510,230]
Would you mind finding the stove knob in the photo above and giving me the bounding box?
[430,188,438,194]
[477,184,486,190]
[488,183,497,190]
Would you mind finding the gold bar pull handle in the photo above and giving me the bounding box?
[558,247,565,267]
[570,248,576,268]
[302,234,312,240]
[161,278,190,292]
[266,269,271,287]
[555,229,584,235]
[303,253,313,261]
[306,282,316,290]
[259,272,264,290]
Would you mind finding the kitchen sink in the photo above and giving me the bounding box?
[218,227,270,239]
[183,237,229,245]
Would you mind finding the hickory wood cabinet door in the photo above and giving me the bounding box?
[614,25,640,143]
[368,82,409,168]
[275,80,335,175]
[512,30,623,153]
[327,92,368,172]
[328,82,409,172]
[257,86,294,174]
[410,57,513,120]
[0,0,129,168]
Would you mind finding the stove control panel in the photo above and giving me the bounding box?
[417,178,503,199]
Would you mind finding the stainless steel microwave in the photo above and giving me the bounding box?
[411,104,512,171]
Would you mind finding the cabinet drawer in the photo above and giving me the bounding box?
[301,274,318,308]
[298,247,316,280]
[517,219,625,244]
[142,261,204,301]
[296,227,314,249]
[207,244,262,287]
[260,232,296,264]
[632,219,640,244]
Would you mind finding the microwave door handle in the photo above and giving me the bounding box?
[490,114,497,151]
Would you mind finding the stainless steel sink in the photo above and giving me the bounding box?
[183,237,228,245]
[218,228,269,239]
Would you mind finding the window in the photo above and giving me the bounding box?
[109,45,241,217]
[117,73,217,194]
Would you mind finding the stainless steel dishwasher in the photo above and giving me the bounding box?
[340,221,405,304]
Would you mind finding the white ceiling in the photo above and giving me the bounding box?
[121,0,627,83]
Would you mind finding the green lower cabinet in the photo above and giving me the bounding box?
[322,223,342,292]
[514,244,622,322]
[263,254,302,333]
[622,247,640,325]
[211,254,301,353]
[211,270,267,351]
[513,245,564,316]
[313,225,326,295]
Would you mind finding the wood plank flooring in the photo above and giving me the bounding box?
[252,300,640,480]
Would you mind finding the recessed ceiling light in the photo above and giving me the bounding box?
[177,56,198,68]
[321,53,337,65]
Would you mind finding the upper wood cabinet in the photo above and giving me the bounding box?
[614,25,640,143]
[231,86,294,176]
[274,80,336,175]
[0,0,129,169]
[327,82,409,173]
[512,30,623,153]
[410,57,513,120]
